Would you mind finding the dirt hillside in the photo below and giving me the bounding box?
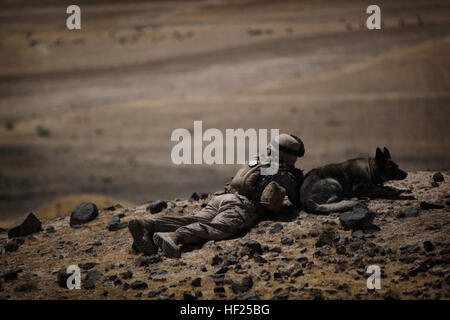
[0,171,449,300]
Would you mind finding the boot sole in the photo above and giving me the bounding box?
[153,233,180,258]
[128,219,157,255]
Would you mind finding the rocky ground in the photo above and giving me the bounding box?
[0,171,449,300]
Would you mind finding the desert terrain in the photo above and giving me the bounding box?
[0,171,449,300]
[0,1,449,229]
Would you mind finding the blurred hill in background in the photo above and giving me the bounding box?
[0,0,449,225]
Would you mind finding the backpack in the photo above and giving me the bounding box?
[230,156,286,213]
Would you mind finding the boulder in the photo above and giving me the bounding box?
[183,290,197,300]
[3,270,18,281]
[432,172,444,182]
[269,223,283,234]
[70,202,98,227]
[146,200,167,214]
[130,280,148,290]
[240,240,263,257]
[8,212,42,238]
[4,238,24,252]
[231,275,253,293]
[339,203,374,230]
[191,277,201,287]
[106,215,128,231]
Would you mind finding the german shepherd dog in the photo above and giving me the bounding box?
[300,147,410,214]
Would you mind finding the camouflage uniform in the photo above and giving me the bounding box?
[130,133,305,257]
[142,159,301,244]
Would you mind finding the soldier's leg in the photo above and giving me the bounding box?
[153,194,258,257]
[129,196,221,255]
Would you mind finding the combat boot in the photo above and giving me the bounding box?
[128,218,157,255]
[152,232,181,258]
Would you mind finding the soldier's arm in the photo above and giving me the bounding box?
[285,173,301,209]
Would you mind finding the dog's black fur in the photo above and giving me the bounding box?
[300,147,409,214]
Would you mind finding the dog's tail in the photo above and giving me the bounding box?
[306,199,356,214]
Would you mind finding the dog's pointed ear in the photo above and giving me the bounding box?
[383,147,391,159]
[375,147,386,166]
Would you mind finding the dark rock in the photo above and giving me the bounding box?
[120,270,133,280]
[404,207,419,218]
[400,244,420,254]
[135,255,162,266]
[364,224,381,234]
[209,274,225,285]
[119,283,130,291]
[433,172,444,182]
[211,254,223,265]
[339,236,349,245]
[3,270,18,281]
[339,203,374,230]
[273,272,282,280]
[131,280,148,290]
[83,279,95,289]
[240,292,259,300]
[240,240,262,257]
[223,255,238,266]
[352,230,365,239]
[423,241,434,252]
[270,246,282,253]
[213,264,229,274]
[5,238,24,252]
[148,290,160,298]
[281,236,293,246]
[310,288,324,300]
[106,216,127,231]
[214,286,225,294]
[146,200,167,214]
[189,192,200,201]
[8,212,42,238]
[420,201,444,210]
[86,270,103,283]
[78,262,99,270]
[183,290,197,300]
[231,275,253,293]
[384,290,400,300]
[254,255,267,264]
[308,228,319,237]
[398,255,420,264]
[269,223,283,234]
[70,203,98,227]
[191,277,201,287]
[336,245,347,255]
[315,227,336,247]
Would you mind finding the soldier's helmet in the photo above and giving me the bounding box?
[268,133,304,165]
